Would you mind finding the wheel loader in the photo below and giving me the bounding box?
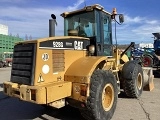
[3,4,154,120]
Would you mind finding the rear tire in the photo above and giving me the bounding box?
[80,70,118,120]
[122,61,144,98]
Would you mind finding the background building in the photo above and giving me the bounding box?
[0,34,23,53]
[0,24,23,62]
[0,24,23,53]
[0,24,8,35]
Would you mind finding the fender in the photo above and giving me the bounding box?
[142,54,154,58]
[64,56,107,83]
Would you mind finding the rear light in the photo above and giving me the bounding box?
[81,103,85,108]
[31,89,36,101]
[80,84,88,96]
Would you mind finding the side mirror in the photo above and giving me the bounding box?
[119,14,124,23]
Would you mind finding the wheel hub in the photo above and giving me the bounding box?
[137,73,143,90]
[143,57,151,66]
[102,83,114,111]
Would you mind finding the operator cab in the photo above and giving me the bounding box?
[61,4,116,56]
[153,32,160,55]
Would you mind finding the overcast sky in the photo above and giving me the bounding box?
[0,0,160,44]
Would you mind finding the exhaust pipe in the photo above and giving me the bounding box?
[49,14,57,37]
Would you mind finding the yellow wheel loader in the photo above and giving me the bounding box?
[3,4,154,120]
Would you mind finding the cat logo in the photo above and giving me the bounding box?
[38,74,44,83]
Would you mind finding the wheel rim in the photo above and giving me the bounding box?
[8,62,12,67]
[102,83,114,111]
[143,57,151,67]
[137,73,143,90]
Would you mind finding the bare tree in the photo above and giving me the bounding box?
[25,34,28,40]
[29,35,32,40]
[16,34,19,38]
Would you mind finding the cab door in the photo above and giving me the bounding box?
[102,13,113,56]
[92,10,113,56]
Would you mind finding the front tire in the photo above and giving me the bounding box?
[80,70,118,120]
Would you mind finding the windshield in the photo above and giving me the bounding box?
[64,11,96,37]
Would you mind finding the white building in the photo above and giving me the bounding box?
[138,43,154,48]
[0,24,8,35]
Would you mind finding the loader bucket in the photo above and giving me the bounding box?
[142,67,154,91]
